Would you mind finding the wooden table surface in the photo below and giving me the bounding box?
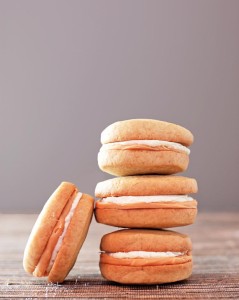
[0,213,239,299]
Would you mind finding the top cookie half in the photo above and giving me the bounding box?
[101,119,193,146]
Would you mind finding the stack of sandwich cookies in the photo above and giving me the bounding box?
[96,119,198,284]
[23,182,94,283]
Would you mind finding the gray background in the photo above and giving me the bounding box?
[1,0,238,213]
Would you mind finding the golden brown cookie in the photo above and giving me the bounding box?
[101,119,194,146]
[23,182,94,283]
[100,229,193,284]
[98,119,193,176]
[95,176,198,228]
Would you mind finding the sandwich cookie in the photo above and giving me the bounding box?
[95,175,198,228]
[98,119,194,176]
[100,229,192,284]
[23,182,94,283]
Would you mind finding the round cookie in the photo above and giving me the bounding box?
[98,119,193,176]
[100,229,193,284]
[101,119,194,146]
[95,175,198,228]
[23,182,94,283]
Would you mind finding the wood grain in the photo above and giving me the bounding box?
[0,213,239,299]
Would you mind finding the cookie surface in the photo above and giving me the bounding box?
[98,148,189,176]
[95,175,198,197]
[101,119,194,146]
[100,229,192,284]
[95,176,198,228]
[23,182,94,283]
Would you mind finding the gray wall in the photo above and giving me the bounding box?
[1,0,239,213]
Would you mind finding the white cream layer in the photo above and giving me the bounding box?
[108,251,184,259]
[47,192,82,272]
[100,195,193,204]
[103,140,190,155]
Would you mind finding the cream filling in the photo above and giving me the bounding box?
[100,195,193,204]
[103,140,190,155]
[108,251,184,259]
[47,192,82,272]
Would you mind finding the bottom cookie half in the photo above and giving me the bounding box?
[100,260,192,284]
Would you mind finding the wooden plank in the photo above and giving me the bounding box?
[0,213,239,298]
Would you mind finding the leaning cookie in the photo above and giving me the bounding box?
[23,182,94,283]
[95,175,198,228]
[98,119,194,176]
[100,229,192,284]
